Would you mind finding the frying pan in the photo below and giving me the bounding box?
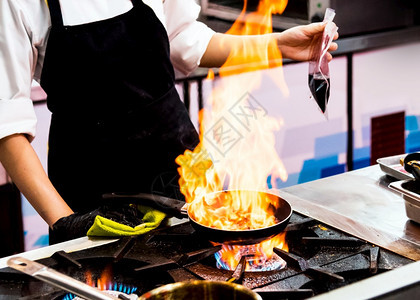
[7,257,122,300]
[102,190,292,245]
[137,280,262,300]
[8,257,261,300]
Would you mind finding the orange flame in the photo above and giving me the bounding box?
[188,190,281,230]
[219,0,288,77]
[206,69,215,80]
[176,0,290,266]
[85,265,113,290]
[215,232,288,270]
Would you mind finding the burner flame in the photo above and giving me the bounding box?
[62,266,138,300]
[214,232,288,271]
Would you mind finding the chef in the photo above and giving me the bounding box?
[0,0,338,243]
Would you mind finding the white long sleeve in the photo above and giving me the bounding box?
[0,0,215,141]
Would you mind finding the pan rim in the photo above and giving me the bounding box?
[187,189,293,233]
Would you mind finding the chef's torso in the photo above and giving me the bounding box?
[0,0,214,142]
[44,0,200,213]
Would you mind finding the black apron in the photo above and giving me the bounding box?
[41,1,199,217]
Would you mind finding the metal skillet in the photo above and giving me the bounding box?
[8,258,261,300]
[102,190,292,245]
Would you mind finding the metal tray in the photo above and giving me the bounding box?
[377,154,413,180]
[389,180,420,224]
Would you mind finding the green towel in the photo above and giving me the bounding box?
[87,205,166,237]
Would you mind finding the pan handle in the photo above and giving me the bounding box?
[102,192,188,219]
[7,257,120,300]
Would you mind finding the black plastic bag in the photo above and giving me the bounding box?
[308,8,338,117]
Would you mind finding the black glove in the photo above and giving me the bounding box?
[50,204,142,244]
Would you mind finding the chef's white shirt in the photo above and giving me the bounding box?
[0,0,215,141]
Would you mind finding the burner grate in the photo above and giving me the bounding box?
[0,212,414,299]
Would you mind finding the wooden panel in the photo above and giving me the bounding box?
[371,111,405,165]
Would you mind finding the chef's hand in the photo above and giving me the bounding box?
[50,204,142,244]
[200,22,338,68]
[275,22,339,62]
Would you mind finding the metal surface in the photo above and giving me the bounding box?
[138,280,262,300]
[200,0,323,30]
[311,259,420,300]
[200,0,416,36]
[278,165,420,260]
[7,257,120,300]
[389,179,420,224]
[390,180,420,203]
[332,26,420,57]
[0,236,119,269]
[377,154,413,181]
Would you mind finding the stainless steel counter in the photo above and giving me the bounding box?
[0,237,119,269]
[276,164,420,261]
[0,218,187,269]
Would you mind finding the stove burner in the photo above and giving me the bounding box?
[215,248,287,272]
[63,284,138,300]
[244,253,287,272]
[0,212,414,299]
[214,240,288,272]
[71,289,137,300]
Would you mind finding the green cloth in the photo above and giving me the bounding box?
[87,205,166,237]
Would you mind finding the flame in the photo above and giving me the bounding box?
[189,190,280,230]
[220,0,288,77]
[215,232,288,271]
[85,270,93,287]
[62,265,138,300]
[176,0,290,267]
[206,69,215,80]
[85,265,112,290]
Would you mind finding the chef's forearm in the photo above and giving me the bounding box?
[199,33,230,68]
[199,32,283,68]
[199,24,338,68]
[199,33,265,68]
[0,134,73,226]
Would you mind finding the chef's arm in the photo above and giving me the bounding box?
[0,134,73,226]
[199,22,338,68]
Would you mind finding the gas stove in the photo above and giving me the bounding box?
[0,212,414,299]
[2,165,420,299]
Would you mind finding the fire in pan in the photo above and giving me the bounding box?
[102,190,292,245]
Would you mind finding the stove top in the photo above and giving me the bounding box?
[0,212,414,299]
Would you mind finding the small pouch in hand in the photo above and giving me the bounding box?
[308,8,338,118]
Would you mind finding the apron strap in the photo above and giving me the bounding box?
[47,0,64,27]
[132,0,143,8]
